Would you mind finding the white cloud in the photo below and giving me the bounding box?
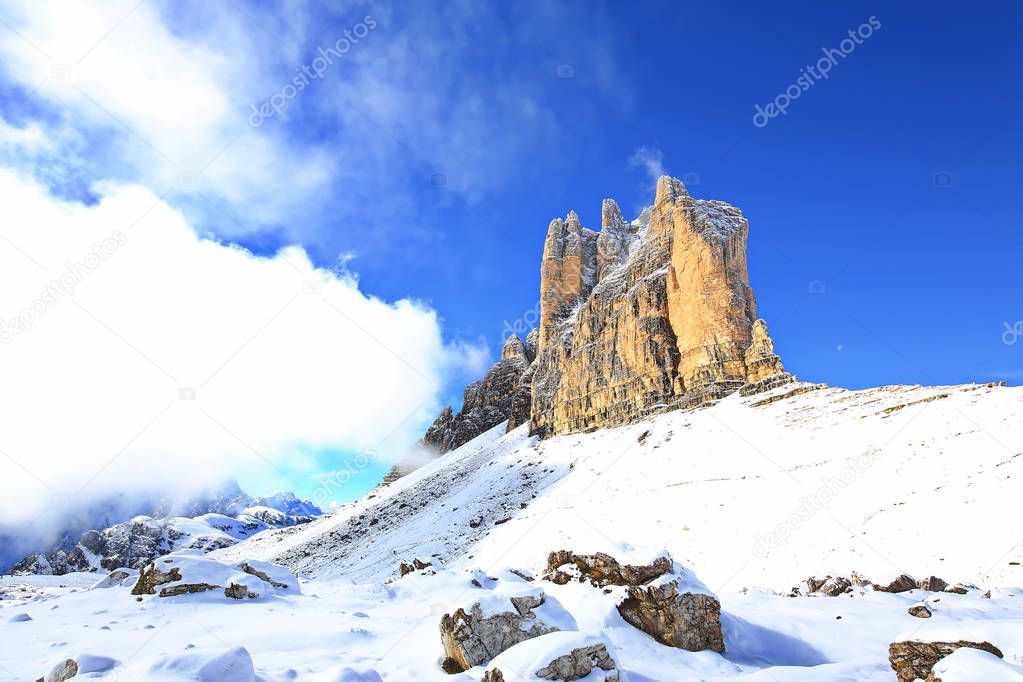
[0,1,625,257]
[0,0,626,556]
[0,0,335,231]
[0,166,486,537]
[629,145,666,186]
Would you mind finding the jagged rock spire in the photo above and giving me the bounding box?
[539,212,597,345]
[743,319,790,384]
[596,198,630,282]
[428,173,793,443]
[654,175,689,210]
[501,334,529,368]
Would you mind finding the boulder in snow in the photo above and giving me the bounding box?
[545,550,724,653]
[908,603,932,618]
[874,573,918,593]
[917,575,949,592]
[484,632,619,682]
[131,560,182,595]
[888,639,1003,682]
[91,567,139,589]
[535,642,619,681]
[544,550,671,588]
[130,554,298,600]
[818,576,852,596]
[398,558,434,578]
[38,658,77,682]
[789,575,851,596]
[618,577,724,653]
[237,559,298,590]
[439,583,564,672]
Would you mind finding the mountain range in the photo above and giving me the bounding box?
[3,176,1021,681]
[6,483,321,575]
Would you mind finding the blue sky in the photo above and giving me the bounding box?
[0,0,1021,508]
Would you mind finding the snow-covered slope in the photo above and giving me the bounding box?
[220,381,1023,590]
[3,381,1022,681]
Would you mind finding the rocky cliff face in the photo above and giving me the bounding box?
[530,195,679,437]
[422,334,538,454]
[661,176,758,406]
[423,174,791,445]
[528,176,791,436]
[539,212,597,345]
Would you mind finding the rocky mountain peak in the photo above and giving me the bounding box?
[539,211,598,346]
[422,174,793,448]
[596,198,631,282]
[654,174,690,209]
[500,334,529,367]
[420,333,539,456]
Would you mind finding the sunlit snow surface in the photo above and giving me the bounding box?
[3,382,1023,680]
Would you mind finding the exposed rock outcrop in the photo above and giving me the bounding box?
[917,576,949,592]
[528,177,792,438]
[378,464,411,487]
[662,177,757,405]
[908,603,932,618]
[398,558,433,577]
[743,319,788,383]
[888,640,1003,682]
[595,199,632,283]
[790,572,961,597]
[131,555,298,600]
[131,561,182,596]
[423,334,537,454]
[37,658,78,682]
[539,212,597,345]
[422,175,793,443]
[875,573,918,594]
[506,361,536,431]
[618,579,725,653]
[535,642,619,681]
[790,575,854,597]
[530,197,679,437]
[544,551,672,588]
[544,551,724,653]
[439,592,559,672]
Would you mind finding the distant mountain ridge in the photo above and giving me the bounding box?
[7,483,321,576]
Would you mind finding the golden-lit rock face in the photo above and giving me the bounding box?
[744,319,787,384]
[529,175,791,437]
[662,176,758,405]
[422,175,793,445]
[538,212,597,346]
[530,196,678,437]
